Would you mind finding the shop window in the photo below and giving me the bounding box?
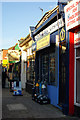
[37,45,55,85]
[26,58,35,84]
[76,46,80,104]
[41,54,49,83]
[49,53,55,85]
[76,47,80,57]
[76,59,80,103]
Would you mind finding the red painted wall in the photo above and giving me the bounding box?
[69,32,74,115]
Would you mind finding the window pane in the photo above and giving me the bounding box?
[49,53,55,84]
[76,58,80,103]
[42,54,49,82]
[76,47,80,57]
[26,59,35,84]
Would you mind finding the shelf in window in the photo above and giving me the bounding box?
[76,57,80,59]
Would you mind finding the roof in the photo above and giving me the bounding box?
[8,43,19,50]
[19,34,32,47]
[35,6,59,29]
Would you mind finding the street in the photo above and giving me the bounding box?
[2,88,80,120]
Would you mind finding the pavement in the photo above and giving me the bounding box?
[2,88,80,120]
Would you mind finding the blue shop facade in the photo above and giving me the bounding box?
[31,5,69,114]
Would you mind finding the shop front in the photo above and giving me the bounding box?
[65,0,80,116]
[7,47,21,91]
[26,53,35,94]
[31,7,69,113]
[25,40,35,94]
[35,33,59,107]
[74,29,80,117]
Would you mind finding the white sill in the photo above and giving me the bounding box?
[74,103,80,107]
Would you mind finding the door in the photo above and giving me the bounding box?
[59,42,67,105]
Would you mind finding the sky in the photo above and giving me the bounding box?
[2,1,58,49]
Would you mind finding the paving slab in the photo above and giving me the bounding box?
[2,88,80,120]
[7,103,27,111]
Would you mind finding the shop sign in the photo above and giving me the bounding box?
[60,28,66,42]
[8,50,20,61]
[32,42,36,52]
[35,18,64,41]
[37,34,50,51]
[2,59,8,67]
[64,0,80,31]
[74,31,80,46]
[29,40,32,47]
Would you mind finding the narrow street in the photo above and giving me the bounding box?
[2,88,79,119]
[1,1,80,119]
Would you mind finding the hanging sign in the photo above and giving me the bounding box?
[64,0,80,31]
[60,28,66,42]
[32,42,36,52]
[8,50,20,62]
[37,34,50,51]
[2,60,8,67]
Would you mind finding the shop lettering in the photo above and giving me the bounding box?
[75,0,80,5]
[67,16,80,27]
[66,0,80,13]
[65,0,80,30]
[68,11,80,21]
[66,3,75,12]
[75,38,80,42]
[67,19,75,27]
[35,18,64,41]
[72,7,77,13]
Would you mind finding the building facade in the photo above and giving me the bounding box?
[19,35,35,91]
[65,0,80,116]
[30,4,69,114]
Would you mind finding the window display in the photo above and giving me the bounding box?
[37,46,55,85]
[76,47,80,104]
[42,54,49,83]
[49,53,55,84]
[26,57,35,84]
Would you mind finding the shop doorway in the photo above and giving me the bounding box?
[59,42,67,105]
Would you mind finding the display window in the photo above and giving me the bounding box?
[49,52,55,84]
[75,46,80,105]
[36,45,56,85]
[26,56,35,84]
[74,30,80,106]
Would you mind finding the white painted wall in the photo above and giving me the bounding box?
[0,50,2,65]
[21,50,27,89]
